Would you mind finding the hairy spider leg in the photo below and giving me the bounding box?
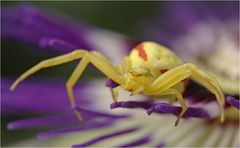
[10,50,123,121]
[149,63,225,123]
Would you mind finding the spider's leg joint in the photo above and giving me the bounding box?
[71,104,78,110]
[70,104,84,121]
[175,106,187,126]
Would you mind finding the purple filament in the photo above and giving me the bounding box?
[155,142,166,148]
[118,135,152,147]
[105,79,119,88]
[226,96,240,109]
[72,127,140,147]
[111,101,209,118]
[111,101,153,110]
[37,121,113,139]
[148,103,209,118]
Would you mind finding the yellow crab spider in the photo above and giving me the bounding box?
[10,41,225,126]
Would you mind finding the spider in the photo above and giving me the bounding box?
[10,41,225,126]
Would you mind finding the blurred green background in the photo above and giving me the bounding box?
[1,1,160,146]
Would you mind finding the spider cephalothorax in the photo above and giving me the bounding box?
[10,41,225,126]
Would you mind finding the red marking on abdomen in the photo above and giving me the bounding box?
[160,69,168,74]
[135,43,148,61]
[182,79,189,88]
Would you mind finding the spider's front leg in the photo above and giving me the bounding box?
[148,63,225,125]
[10,50,124,121]
[10,50,87,90]
[66,51,123,121]
[110,86,121,102]
[10,50,88,121]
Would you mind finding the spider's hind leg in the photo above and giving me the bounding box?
[11,49,123,122]
[149,63,225,123]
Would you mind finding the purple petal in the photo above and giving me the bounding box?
[2,4,131,67]
[148,103,210,118]
[7,106,128,130]
[165,2,200,29]
[141,1,239,50]
[39,37,78,52]
[105,79,119,88]
[209,1,239,20]
[226,96,240,109]
[1,78,91,114]
[37,121,114,139]
[2,4,92,52]
[2,22,46,44]
[72,127,140,147]
[7,114,78,130]
[118,135,152,147]
[2,4,131,58]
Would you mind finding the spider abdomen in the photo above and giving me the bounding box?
[129,41,183,77]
